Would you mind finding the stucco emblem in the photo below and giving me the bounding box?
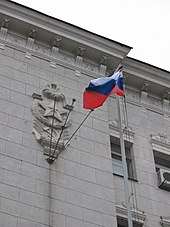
[32,84,74,162]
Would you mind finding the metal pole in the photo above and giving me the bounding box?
[48,97,57,158]
[117,95,133,227]
[52,98,76,157]
[55,109,94,159]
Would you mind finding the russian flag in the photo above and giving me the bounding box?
[83,68,124,110]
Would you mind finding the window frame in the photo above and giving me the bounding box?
[153,150,170,173]
[117,216,143,227]
[110,136,137,181]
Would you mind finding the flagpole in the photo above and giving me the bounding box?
[117,95,133,227]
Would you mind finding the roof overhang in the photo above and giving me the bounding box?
[0,0,132,71]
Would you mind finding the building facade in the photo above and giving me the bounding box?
[0,1,170,227]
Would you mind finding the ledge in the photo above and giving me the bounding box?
[161,216,170,227]
[116,202,146,225]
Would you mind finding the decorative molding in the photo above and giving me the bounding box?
[140,91,148,104]
[50,36,62,67]
[0,17,10,49]
[52,36,62,48]
[77,46,85,57]
[150,133,170,155]
[50,46,59,68]
[109,118,134,144]
[124,58,170,86]
[81,61,99,74]
[141,81,150,92]
[162,99,170,112]
[51,46,59,56]
[75,55,83,68]
[99,56,108,76]
[1,30,100,75]
[140,81,150,104]
[75,70,81,77]
[32,84,74,158]
[147,96,162,108]
[0,0,131,63]
[162,90,170,112]
[99,64,107,76]
[161,216,170,227]
[125,89,140,102]
[1,29,169,117]
[25,28,37,59]
[123,88,170,116]
[75,46,85,68]
[116,202,146,225]
[0,21,169,115]
[1,17,10,28]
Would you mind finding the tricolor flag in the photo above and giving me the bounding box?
[83,67,124,110]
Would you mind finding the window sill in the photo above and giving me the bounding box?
[113,173,138,182]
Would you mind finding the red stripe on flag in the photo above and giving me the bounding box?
[83,90,107,109]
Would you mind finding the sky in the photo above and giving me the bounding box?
[12,0,170,72]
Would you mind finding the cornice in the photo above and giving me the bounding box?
[124,58,170,88]
[125,87,170,114]
[150,133,170,155]
[0,0,131,68]
[0,35,101,77]
[109,87,170,118]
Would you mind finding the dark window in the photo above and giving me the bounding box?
[153,150,170,172]
[117,217,142,227]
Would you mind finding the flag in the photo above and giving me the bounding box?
[83,67,124,110]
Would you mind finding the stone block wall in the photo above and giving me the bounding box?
[0,46,117,227]
[108,94,170,227]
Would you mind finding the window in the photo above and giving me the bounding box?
[153,150,170,191]
[110,137,136,180]
[153,150,170,172]
[117,217,142,227]
[150,133,170,191]
[116,203,146,227]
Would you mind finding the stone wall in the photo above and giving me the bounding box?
[0,45,117,227]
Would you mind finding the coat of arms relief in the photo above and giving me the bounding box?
[32,84,75,164]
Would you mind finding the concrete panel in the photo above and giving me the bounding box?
[66,216,101,227]
[27,64,52,81]
[51,199,82,220]
[1,198,35,220]
[66,175,115,202]
[3,170,36,192]
[50,212,65,227]
[66,188,115,215]
[0,75,25,94]
[95,169,114,188]
[66,160,96,183]
[0,124,23,144]
[0,112,8,126]
[5,141,37,164]
[0,86,10,100]
[0,154,21,173]
[13,69,40,87]
[80,152,112,173]
[36,180,66,201]
[10,91,32,108]
[0,182,19,201]
[0,212,17,227]
[17,218,48,227]
[8,115,32,133]
[19,189,49,210]
[82,208,116,227]
[0,99,24,118]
